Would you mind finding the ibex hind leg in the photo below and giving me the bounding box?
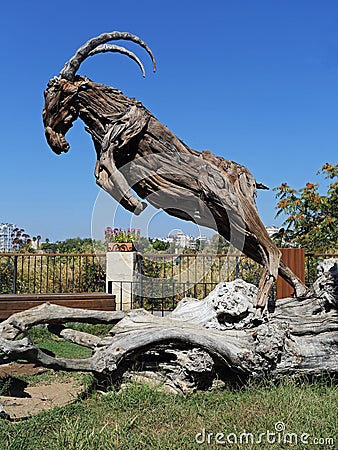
[253,243,281,310]
[254,269,276,320]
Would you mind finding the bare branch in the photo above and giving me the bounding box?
[0,303,125,340]
[47,324,101,349]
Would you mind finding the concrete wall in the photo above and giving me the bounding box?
[106,252,138,311]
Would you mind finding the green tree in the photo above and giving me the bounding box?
[136,237,156,253]
[41,240,59,253]
[274,163,337,252]
[150,239,170,252]
[56,237,94,253]
[210,234,230,253]
[40,237,104,254]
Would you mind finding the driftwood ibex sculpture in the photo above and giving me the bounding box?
[42,30,308,311]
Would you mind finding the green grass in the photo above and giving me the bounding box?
[0,377,336,450]
[27,323,113,360]
[1,329,336,449]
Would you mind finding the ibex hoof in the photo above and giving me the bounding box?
[295,286,312,300]
[253,305,270,324]
[134,201,147,215]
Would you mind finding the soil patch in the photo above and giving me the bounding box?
[0,381,83,419]
[0,362,85,419]
[0,362,47,378]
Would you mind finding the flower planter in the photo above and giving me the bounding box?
[105,228,140,253]
[107,242,134,252]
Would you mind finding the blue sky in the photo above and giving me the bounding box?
[0,0,337,241]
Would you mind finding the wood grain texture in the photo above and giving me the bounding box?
[42,30,308,308]
[1,266,336,385]
[43,76,308,309]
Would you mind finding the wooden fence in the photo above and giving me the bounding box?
[276,248,305,299]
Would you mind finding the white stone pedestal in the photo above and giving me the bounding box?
[106,252,138,311]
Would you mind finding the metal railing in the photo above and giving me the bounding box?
[108,251,337,315]
[0,253,106,294]
[108,279,220,315]
[1,252,336,312]
[138,253,263,285]
[109,253,266,315]
[143,251,337,289]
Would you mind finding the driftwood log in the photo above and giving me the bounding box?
[42,30,308,311]
[1,260,337,394]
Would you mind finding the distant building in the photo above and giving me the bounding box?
[266,225,280,238]
[0,223,16,252]
[196,235,208,245]
[163,230,209,251]
[175,231,193,248]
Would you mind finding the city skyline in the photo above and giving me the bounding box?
[1,220,280,251]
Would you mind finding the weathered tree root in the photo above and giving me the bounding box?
[0,261,337,393]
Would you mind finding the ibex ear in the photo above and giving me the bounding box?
[57,78,79,94]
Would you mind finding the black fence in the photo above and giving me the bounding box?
[0,252,259,295]
[137,253,261,285]
[1,252,336,315]
[108,280,220,315]
[0,253,106,294]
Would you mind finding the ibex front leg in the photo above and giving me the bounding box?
[278,261,309,298]
[95,156,147,215]
[255,249,309,318]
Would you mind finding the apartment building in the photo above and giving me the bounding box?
[0,223,16,252]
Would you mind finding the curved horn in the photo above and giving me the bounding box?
[59,31,156,81]
[88,44,146,77]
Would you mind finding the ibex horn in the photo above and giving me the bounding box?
[59,31,156,81]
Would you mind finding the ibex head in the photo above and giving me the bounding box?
[43,31,156,154]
